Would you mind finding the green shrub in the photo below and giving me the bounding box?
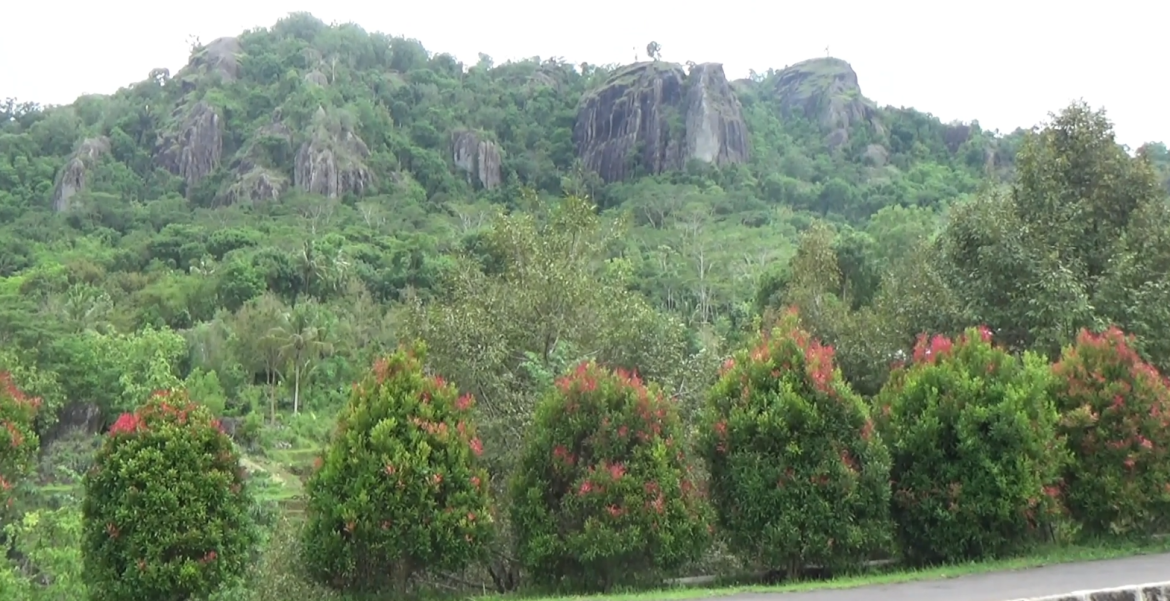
[0,371,39,512]
[510,361,712,592]
[700,310,891,576]
[301,343,493,593]
[1051,327,1170,536]
[876,326,1065,565]
[3,506,88,601]
[82,389,256,601]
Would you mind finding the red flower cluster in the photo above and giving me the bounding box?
[0,372,41,410]
[109,412,144,435]
[553,445,576,465]
[1,371,39,509]
[804,339,836,393]
[912,333,955,364]
[555,361,599,394]
[753,312,842,395]
[909,327,995,366]
[108,389,206,437]
[408,415,483,457]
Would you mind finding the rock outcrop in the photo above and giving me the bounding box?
[574,61,750,183]
[684,63,751,166]
[862,144,889,167]
[223,114,294,205]
[52,137,110,212]
[293,108,373,198]
[773,57,883,149]
[188,37,241,81]
[451,129,502,190]
[156,101,224,193]
[304,70,329,87]
[224,166,289,205]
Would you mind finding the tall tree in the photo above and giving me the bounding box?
[270,299,333,414]
[229,293,287,422]
[936,101,1167,358]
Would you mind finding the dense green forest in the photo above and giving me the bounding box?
[5,11,1170,601]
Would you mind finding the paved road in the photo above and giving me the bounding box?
[714,553,1170,601]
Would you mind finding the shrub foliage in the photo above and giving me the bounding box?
[1051,327,1170,536]
[0,372,39,512]
[700,310,891,575]
[301,343,493,592]
[82,389,256,601]
[877,327,1065,564]
[510,360,712,592]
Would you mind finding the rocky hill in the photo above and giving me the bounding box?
[0,12,1034,224]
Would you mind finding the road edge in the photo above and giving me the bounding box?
[1008,581,1170,601]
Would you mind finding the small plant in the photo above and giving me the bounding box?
[700,309,891,577]
[301,342,493,593]
[876,326,1065,565]
[0,372,39,512]
[82,389,256,601]
[1051,327,1170,536]
[510,360,712,592]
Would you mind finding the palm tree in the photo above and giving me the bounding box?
[270,300,332,414]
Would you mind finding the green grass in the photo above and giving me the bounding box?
[489,538,1170,601]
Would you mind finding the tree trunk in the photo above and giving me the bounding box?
[293,363,301,414]
[267,370,276,424]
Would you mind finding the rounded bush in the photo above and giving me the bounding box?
[82,389,256,601]
[301,343,493,592]
[510,360,712,592]
[699,310,891,576]
[0,372,39,511]
[876,327,1065,565]
[1051,327,1170,536]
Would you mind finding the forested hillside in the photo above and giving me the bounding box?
[4,11,1170,601]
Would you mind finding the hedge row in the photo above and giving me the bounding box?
[61,315,1170,600]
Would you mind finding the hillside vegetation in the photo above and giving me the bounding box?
[3,11,1170,601]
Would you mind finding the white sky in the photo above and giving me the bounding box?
[1,0,1164,149]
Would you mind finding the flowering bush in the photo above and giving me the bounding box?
[1051,327,1170,536]
[510,361,712,592]
[301,343,493,592]
[82,389,256,601]
[876,326,1065,565]
[0,372,39,512]
[700,310,891,576]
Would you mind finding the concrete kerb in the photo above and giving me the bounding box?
[1006,581,1170,601]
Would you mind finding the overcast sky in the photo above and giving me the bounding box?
[2,0,1164,149]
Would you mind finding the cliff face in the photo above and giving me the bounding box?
[52,137,110,212]
[573,61,750,183]
[451,129,502,190]
[773,57,883,149]
[155,101,224,193]
[293,108,373,198]
[685,63,750,166]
